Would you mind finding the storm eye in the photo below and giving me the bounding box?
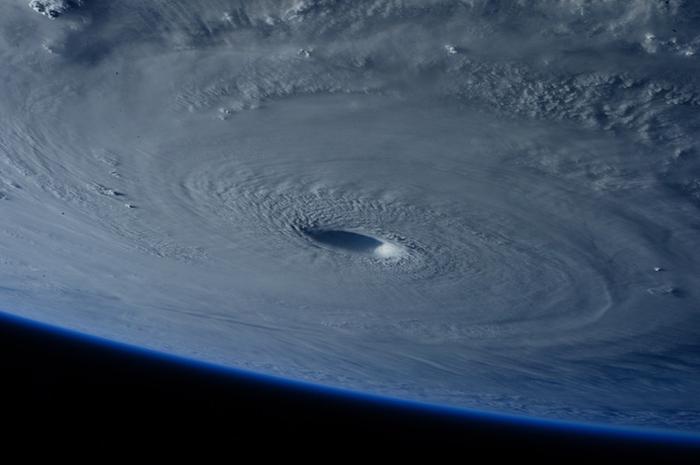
[301,228,406,259]
[303,229,383,254]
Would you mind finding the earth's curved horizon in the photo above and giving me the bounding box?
[1,0,699,432]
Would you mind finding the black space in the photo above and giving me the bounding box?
[0,312,698,460]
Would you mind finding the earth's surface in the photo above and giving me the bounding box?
[1,0,699,432]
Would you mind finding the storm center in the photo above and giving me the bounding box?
[302,228,402,258]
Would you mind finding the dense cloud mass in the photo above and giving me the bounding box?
[29,0,84,19]
[2,0,700,431]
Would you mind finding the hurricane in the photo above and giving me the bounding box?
[1,0,700,432]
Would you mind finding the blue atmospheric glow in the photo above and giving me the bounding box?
[1,309,698,447]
